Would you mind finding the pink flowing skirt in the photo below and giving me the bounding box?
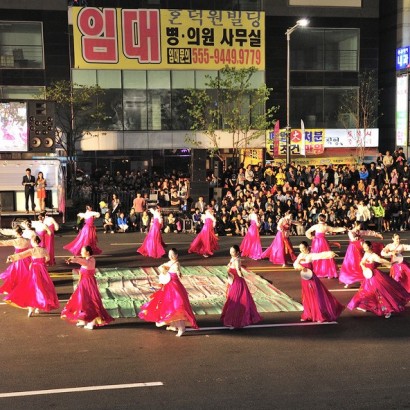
[311,233,338,278]
[390,261,410,293]
[348,267,410,316]
[61,268,113,326]
[339,240,364,285]
[188,219,219,256]
[0,248,30,294]
[44,225,56,266]
[4,258,59,311]
[221,268,262,328]
[138,273,198,328]
[64,219,102,256]
[301,273,345,322]
[261,231,296,265]
[137,219,166,258]
[240,221,262,260]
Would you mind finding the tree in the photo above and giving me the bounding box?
[185,66,277,167]
[338,70,381,163]
[41,80,106,197]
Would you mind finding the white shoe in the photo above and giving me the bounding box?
[27,308,33,318]
[166,326,177,331]
[34,308,40,314]
[84,323,94,330]
[385,313,391,319]
[156,321,166,327]
[76,321,86,327]
[356,307,366,312]
[176,329,185,337]
[344,284,349,289]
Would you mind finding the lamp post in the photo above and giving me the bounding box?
[286,18,309,165]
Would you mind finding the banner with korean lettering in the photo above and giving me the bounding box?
[72,7,265,70]
[276,128,325,156]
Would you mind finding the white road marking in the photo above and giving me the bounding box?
[186,321,337,332]
[0,382,163,398]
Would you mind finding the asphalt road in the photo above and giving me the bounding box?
[0,227,409,410]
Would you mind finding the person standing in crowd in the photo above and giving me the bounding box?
[339,221,383,288]
[36,171,47,212]
[138,248,198,337]
[132,192,146,231]
[4,236,59,317]
[62,246,114,330]
[381,233,410,292]
[293,241,345,323]
[261,211,297,267]
[188,206,219,258]
[221,245,262,329]
[137,206,166,258]
[42,211,60,266]
[22,168,36,213]
[305,214,346,278]
[64,205,102,256]
[347,241,410,318]
[0,226,31,295]
[239,207,262,260]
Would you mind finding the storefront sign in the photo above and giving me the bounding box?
[72,7,265,70]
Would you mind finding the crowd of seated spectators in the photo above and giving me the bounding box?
[73,147,410,236]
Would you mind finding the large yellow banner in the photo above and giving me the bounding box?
[72,7,265,70]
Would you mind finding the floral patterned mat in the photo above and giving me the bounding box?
[78,266,303,318]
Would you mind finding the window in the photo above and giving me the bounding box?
[292,87,357,128]
[0,21,44,69]
[291,28,359,72]
[0,86,44,99]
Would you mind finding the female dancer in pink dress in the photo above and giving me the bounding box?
[62,245,114,330]
[339,221,383,288]
[188,207,219,258]
[305,214,346,278]
[43,212,59,266]
[261,212,297,267]
[239,208,262,260]
[221,245,262,328]
[64,205,102,256]
[293,241,345,323]
[137,207,166,258]
[32,213,51,247]
[4,236,59,317]
[381,233,410,292]
[348,241,410,318]
[138,248,198,337]
[0,227,31,295]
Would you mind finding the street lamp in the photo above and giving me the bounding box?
[286,18,309,165]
